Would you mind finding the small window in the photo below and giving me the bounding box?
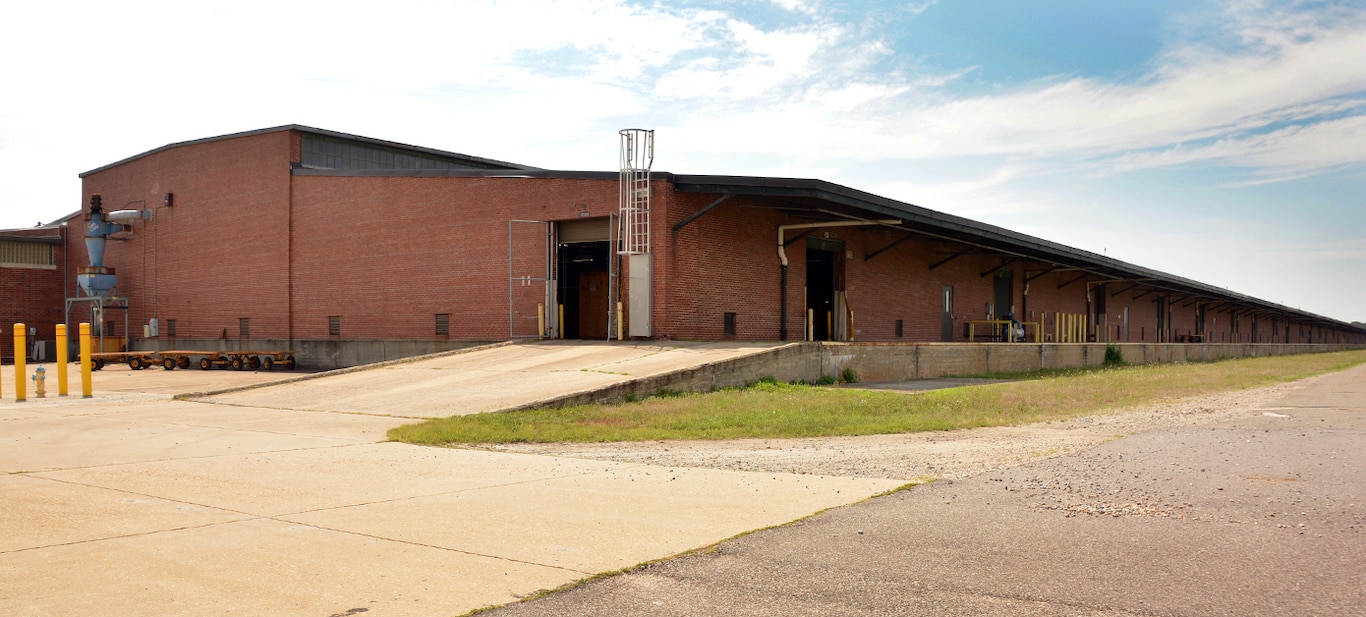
[723,312,736,336]
[328,316,341,336]
[895,319,903,338]
[0,240,55,268]
[435,313,450,336]
[166,319,177,337]
[239,318,250,338]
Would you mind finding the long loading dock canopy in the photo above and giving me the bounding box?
[290,165,1362,334]
[668,174,1357,332]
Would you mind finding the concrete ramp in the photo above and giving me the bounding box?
[195,340,789,418]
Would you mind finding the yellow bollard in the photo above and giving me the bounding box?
[558,304,565,340]
[56,324,69,396]
[14,324,26,402]
[80,322,93,398]
[616,302,624,341]
[537,303,545,339]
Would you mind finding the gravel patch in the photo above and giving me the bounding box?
[474,381,1303,481]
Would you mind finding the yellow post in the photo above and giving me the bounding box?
[1082,315,1089,343]
[848,310,855,341]
[616,302,624,340]
[806,308,814,341]
[80,322,93,398]
[56,324,69,396]
[537,303,545,338]
[14,324,26,402]
[826,312,832,340]
[557,304,565,340]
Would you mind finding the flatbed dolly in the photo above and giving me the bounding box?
[87,351,160,371]
[87,350,296,371]
[158,350,296,371]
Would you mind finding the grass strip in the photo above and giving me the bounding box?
[388,350,1366,445]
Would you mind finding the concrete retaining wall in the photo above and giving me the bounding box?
[130,337,1362,376]
[531,341,1364,408]
[829,342,1361,382]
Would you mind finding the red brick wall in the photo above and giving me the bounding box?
[75,130,294,342]
[289,175,621,340]
[660,193,789,340]
[1,229,66,360]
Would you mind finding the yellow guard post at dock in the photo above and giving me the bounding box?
[56,324,69,396]
[79,323,93,398]
[13,324,26,402]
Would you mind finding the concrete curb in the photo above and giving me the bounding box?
[496,342,812,412]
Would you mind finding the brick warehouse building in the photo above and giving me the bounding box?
[1,217,74,362]
[49,125,1364,367]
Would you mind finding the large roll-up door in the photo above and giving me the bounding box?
[558,218,611,244]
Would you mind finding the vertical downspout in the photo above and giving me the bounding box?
[779,264,788,340]
[778,226,791,342]
[62,219,70,341]
[287,162,295,347]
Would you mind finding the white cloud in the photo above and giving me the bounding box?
[1101,113,1366,180]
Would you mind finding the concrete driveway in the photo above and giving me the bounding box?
[0,348,899,616]
[198,340,788,417]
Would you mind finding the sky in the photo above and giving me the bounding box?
[2,0,1363,323]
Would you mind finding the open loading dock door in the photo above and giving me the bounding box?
[556,217,616,340]
[806,237,846,341]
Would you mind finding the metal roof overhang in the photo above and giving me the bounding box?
[671,174,1361,331]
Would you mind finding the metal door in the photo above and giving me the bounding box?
[508,220,554,339]
[941,285,954,341]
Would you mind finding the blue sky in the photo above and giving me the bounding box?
[2,0,1363,323]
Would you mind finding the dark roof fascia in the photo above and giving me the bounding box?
[671,174,1358,329]
[0,233,62,244]
[81,125,539,178]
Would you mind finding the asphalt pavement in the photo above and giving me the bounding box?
[484,363,1366,617]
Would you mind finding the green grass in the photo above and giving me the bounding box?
[388,350,1366,446]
